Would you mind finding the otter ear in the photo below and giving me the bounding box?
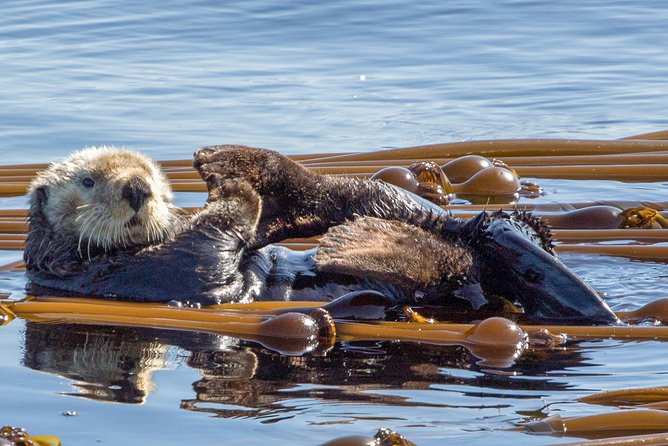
[315,217,472,289]
[30,185,49,214]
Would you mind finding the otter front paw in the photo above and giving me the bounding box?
[191,178,262,244]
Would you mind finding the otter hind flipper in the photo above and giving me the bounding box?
[315,217,472,290]
[193,145,315,198]
[473,211,619,325]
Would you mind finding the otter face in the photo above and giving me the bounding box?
[30,147,175,257]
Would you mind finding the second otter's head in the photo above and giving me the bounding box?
[29,147,176,257]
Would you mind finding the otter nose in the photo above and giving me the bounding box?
[122,177,152,212]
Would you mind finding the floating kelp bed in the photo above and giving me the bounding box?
[1,133,668,446]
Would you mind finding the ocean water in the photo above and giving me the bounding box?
[2,0,668,164]
[1,1,668,445]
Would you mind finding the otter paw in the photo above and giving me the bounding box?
[192,179,262,243]
[202,172,225,196]
[207,178,260,209]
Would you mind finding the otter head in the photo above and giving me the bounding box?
[28,147,176,263]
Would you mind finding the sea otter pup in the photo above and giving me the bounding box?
[24,145,619,325]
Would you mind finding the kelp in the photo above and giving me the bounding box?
[4,295,668,367]
[0,426,61,446]
[2,132,668,444]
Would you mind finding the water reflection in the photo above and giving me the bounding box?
[22,323,173,404]
[22,321,592,419]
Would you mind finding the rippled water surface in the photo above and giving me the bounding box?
[1,1,668,445]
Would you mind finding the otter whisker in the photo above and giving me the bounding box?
[75,203,93,211]
[116,222,123,249]
[85,227,94,261]
[143,210,153,238]
[156,211,169,240]
[119,221,128,249]
[149,216,160,243]
[88,214,106,259]
[121,220,131,247]
[157,222,165,242]
[77,216,91,256]
[111,217,119,249]
[108,219,114,249]
[84,212,103,260]
[120,219,128,248]
[75,206,94,229]
[107,219,115,250]
[144,219,152,244]
[77,209,98,258]
[76,211,91,253]
[103,217,116,251]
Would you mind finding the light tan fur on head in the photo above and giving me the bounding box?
[29,146,176,257]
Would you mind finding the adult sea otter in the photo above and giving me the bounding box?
[23,145,619,325]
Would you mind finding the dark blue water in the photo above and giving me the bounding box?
[2,1,668,445]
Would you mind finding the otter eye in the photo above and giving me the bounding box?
[82,177,95,188]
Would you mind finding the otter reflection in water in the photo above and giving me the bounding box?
[24,145,618,325]
[22,322,585,409]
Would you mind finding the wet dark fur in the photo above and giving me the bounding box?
[194,145,463,249]
[512,210,555,253]
[24,186,87,277]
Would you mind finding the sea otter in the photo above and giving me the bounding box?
[24,145,619,325]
